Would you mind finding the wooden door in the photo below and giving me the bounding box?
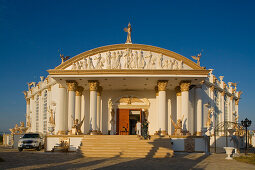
[116,109,129,135]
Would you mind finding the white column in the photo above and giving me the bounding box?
[97,86,102,133]
[235,99,239,121]
[81,92,85,133]
[75,86,83,122]
[195,85,202,136]
[220,91,225,135]
[229,96,233,122]
[180,81,191,134]
[210,86,215,134]
[26,98,30,127]
[89,80,99,134]
[155,86,159,135]
[66,80,77,131]
[175,86,182,120]
[56,84,67,135]
[157,80,168,135]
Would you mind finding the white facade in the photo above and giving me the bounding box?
[23,44,241,136]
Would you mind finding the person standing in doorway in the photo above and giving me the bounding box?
[136,121,141,136]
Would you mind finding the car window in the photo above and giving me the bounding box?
[22,134,40,138]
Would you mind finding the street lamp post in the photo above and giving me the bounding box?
[241,118,252,155]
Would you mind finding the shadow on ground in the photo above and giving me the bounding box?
[0,146,210,169]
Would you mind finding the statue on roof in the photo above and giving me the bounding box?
[124,23,132,44]
[191,51,202,66]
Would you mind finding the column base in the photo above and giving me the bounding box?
[195,131,202,136]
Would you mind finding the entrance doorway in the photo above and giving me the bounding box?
[116,109,144,135]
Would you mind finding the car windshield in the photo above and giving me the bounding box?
[22,134,40,138]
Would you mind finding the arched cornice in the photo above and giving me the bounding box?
[53,44,204,70]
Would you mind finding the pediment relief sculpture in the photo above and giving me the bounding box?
[118,96,143,104]
[66,49,191,71]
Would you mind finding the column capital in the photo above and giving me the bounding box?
[47,86,51,91]
[155,86,159,96]
[175,86,181,96]
[235,99,239,105]
[180,80,191,92]
[66,80,77,91]
[88,80,99,91]
[157,80,168,91]
[26,98,30,105]
[210,86,215,92]
[76,86,84,96]
[230,96,234,100]
[97,86,103,96]
[221,91,225,96]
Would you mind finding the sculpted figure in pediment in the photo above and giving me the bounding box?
[173,60,178,70]
[168,59,173,69]
[105,51,111,69]
[115,51,122,69]
[87,57,94,70]
[82,58,88,70]
[158,54,164,69]
[131,51,138,69]
[178,60,183,70]
[138,50,145,69]
[145,51,153,69]
[123,48,131,69]
[71,63,77,70]
[95,54,104,69]
[163,60,169,69]
[77,61,82,70]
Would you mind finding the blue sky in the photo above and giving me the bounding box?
[0,0,254,132]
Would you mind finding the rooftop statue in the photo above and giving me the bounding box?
[124,22,132,44]
[191,51,202,66]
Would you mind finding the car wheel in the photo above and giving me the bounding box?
[36,143,41,151]
[18,148,23,152]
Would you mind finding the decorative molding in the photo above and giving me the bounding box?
[157,80,168,91]
[180,80,191,92]
[66,80,77,91]
[59,84,65,88]
[76,86,84,96]
[88,80,99,91]
[48,69,210,76]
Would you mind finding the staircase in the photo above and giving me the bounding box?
[80,135,174,158]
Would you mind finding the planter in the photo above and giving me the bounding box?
[224,147,234,160]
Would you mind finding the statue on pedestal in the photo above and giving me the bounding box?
[71,116,85,135]
[124,23,132,44]
[170,115,184,136]
[19,121,28,134]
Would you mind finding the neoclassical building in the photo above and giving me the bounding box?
[23,32,241,137]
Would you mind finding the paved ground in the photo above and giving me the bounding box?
[0,146,254,170]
